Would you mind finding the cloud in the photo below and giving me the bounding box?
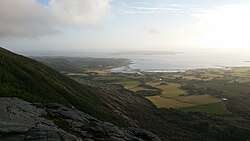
[120,2,206,15]
[124,6,181,14]
[0,0,56,38]
[0,0,112,38]
[49,0,112,26]
[147,29,161,34]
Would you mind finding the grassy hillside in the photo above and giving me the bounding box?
[1,47,250,141]
[71,76,250,141]
[0,47,130,125]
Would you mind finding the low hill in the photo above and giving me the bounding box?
[33,56,130,72]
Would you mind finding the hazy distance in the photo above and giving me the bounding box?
[1,0,250,53]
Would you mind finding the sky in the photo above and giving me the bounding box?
[1,0,250,53]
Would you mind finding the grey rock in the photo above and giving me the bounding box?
[124,127,161,141]
[83,139,94,141]
[58,130,82,141]
[0,125,29,135]
[25,127,61,141]
[110,136,127,141]
[0,135,25,141]
[0,98,161,141]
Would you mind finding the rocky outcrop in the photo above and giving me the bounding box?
[0,98,161,141]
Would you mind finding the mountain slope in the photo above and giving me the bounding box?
[1,47,250,141]
[0,47,129,125]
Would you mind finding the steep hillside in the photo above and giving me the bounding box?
[0,47,130,126]
[1,47,250,141]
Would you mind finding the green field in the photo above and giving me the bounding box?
[147,94,221,109]
[146,96,195,108]
[145,82,222,111]
[62,63,250,116]
[3,47,250,141]
[86,70,110,76]
[146,82,185,98]
[178,102,229,115]
[110,81,149,92]
[175,94,221,105]
[89,72,232,114]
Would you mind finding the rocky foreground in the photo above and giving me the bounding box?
[0,98,161,141]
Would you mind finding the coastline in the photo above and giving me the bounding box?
[108,62,250,73]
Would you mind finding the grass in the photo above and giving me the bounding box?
[160,69,225,81]
[236,77,250,83]
[232,67,250,73]
[146,94,221,109]
[87,70,110,76]
[94,76,121,81]
[146,82,186,98]
[146,96,195,108]
[100,69,235,114]
[110,81,140,91]
[110,81,154,92]
[182,75,199,80]
[194,82,250,96]
[3,47,250,141]
[178,102,229,115]
[0,47,129,126]
[146,81,222,110]
[175,94,221,105]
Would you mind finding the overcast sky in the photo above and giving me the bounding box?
[1,0,250,52]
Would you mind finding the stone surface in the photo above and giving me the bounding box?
[0,98,161,141]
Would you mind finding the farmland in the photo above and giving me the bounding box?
[36,56,250,115]
[34,56,250,140]
[63,67,250,115]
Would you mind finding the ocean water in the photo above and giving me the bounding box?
[109,51,250,72]
[25,50,250,72]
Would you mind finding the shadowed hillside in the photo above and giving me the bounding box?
[0,47,131,126]
[1,47,250,141]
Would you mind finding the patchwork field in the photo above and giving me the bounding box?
[87,70,110,76]
[146,82,185,98]
[160,69,225,81]
[98,75,229,114]
[147,93,221,108]
[110,81,150,92]
[145,81,222,110]
[175,94,221,105]
[178,102,229,115]
[31,55,250,140]
[65,67,250,115]
[146,96,195,108]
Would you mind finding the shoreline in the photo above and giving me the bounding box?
[108,65,250,74]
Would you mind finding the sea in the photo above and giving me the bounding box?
[23,50,250,73]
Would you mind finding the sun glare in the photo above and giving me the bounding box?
[189,5,250,49]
